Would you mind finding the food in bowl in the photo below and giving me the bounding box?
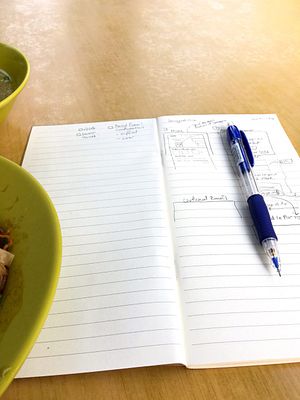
[0,156,61,396]
[0,69,15,101]
[0,43,30,123]
[0,227,14,295]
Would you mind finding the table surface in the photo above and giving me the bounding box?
[1,0,300,399]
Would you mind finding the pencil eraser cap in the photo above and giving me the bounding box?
[226,125,241,146]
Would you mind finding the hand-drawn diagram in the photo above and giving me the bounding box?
[165,132,216,169]
[162,121,300,221]
[172,197,245,223]
[172,196,300,229]
[172,199,259,243]
[245,130,275,158]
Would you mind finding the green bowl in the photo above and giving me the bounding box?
[0,156,62,396]
[0,43,30,123]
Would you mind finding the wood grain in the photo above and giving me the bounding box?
[1,0,300,398]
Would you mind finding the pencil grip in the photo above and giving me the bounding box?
[247,194,277,243]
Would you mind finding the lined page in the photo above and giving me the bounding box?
[19,118,184,377]
[158,114,300,367]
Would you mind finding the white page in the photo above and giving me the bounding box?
[158,114,300,367]
[19,118,184,377]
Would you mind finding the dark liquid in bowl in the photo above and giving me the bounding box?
[0,69,15,101]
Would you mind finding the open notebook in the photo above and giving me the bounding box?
[18,114,300,377]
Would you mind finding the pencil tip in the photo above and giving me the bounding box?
[271,256,281,277]
[278,269,281,277]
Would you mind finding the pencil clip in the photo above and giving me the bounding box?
[240,130,254,167]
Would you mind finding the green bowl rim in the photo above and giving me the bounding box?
[0,43,30,108]
[0,156,62,396]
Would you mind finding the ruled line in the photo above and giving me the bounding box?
[57,200,162,213]
[57,276,172,291]
[63,235,168,248]
[63,226,166,238]
[51,186,160,199]
[186,296,300,304]
[62,244,168,258]
[175,224,254,229]
[60,217,165,230]
[175,216,251,221]
[188,309,300,317]
[53,288,173,302]
[36,328,180,344]
[44,173,157,187]
[44,314,177,329]
[178,243,256,248]
[49,300,176,316]
[60,265,170,279]
[27,161,158,174]
[59,209,163,221]
[191,338,300,346]
[27,342,181,359]
[27,156,156,168]
[190,322,300,331]
[27,151,155,164]
[184,285,300,292]
[47,179,158,193]
[176,232,300,238]
[33,167,160,180]
[179,252,300,258]
[181,274,300,279]
[62,254,169,268]
[179,252,266,257]
[55,194,162,205]
[181,262,300,268]
[27,139,152,150]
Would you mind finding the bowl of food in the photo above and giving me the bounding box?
[0,156,62,396]
[0,43,30,123]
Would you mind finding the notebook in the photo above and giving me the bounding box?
[18,114,300,377]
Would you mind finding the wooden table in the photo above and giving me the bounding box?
[1,0,300,398]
